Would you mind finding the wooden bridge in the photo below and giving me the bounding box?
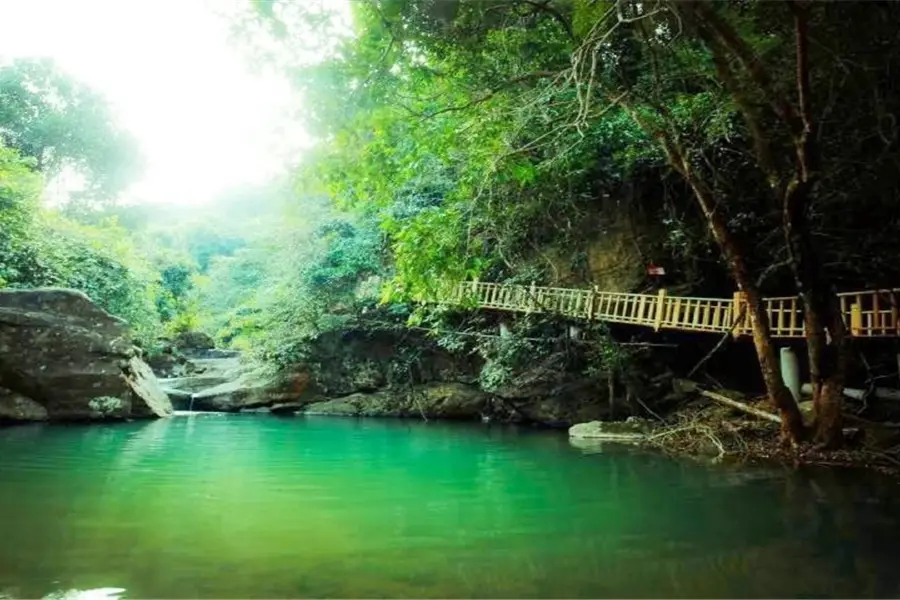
[440,281,900,338]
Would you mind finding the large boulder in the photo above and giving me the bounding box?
[188,368,275,412]
[173,330,215,353]
[0,288,173,422]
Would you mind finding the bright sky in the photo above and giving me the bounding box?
[0,0,323,206]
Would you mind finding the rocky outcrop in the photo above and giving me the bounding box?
[145,349,194,378]
[491,355,614,426]
[189,370,272,412]
[304,328,480,397]
[279,322,629,427]
[0,288,173,422]
[303,383,489,419]
[173,330,215,352]
[150,342,311,412]
[0,387,48,421]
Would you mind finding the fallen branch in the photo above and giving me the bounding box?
[675,378,781,424]
[699,388,782,424]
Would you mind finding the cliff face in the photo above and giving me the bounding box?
[282,321,668,427]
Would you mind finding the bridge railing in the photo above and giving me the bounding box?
[439,281,900,339]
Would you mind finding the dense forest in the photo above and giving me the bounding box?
[3,1,900,454]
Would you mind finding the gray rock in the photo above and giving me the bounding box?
[173,330,215,352]
[305,396,371,416]
[415,382,488,419]
[157,375,231,393]
[303,383,489,420]
[189,370,271,412]
[568,417,656,443]
[0,387,48,421]
[0,288,173,422]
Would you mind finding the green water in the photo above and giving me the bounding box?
[1,415,900,599]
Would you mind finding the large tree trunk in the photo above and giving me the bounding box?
[675,153,806,445]
[616,22,807,445]
[780,3,851,448]
[688,0,850,448]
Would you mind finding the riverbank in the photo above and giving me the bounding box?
[569,387,900,477]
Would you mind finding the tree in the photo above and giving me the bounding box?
[237,0,900,447]
[0,58,142,201]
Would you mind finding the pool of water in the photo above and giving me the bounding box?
[1,414,899,598]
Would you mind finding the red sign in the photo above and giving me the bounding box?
[647,264,666,276]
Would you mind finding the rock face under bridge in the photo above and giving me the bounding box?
[0,289,173,423]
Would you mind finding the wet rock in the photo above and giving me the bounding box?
[0,288,173,422]
[158,375,231,393]
[269,402,304,415]
[568,417,656,443]
[415,382,489,419]
[189,370,273,412]
[0,387,48,421]
[304,395,376,417]
[303,383,489,420]
[493,356,613,427]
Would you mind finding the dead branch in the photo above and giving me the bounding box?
[676,379,782,424]
[686,302,746,378]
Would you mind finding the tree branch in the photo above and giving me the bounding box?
[420,71,561,120]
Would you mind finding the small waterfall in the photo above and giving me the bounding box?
[188,394,195,414]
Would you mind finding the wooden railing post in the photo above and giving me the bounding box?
[732,291,747,338]
[586,286,597,320]
[653,288,667,331]
[850,303,863,336]
[528,281,537,313]
[890,291,899,335]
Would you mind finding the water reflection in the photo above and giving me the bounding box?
[43,588,126,600]
[1,416,899,598]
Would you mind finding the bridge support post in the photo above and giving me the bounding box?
[780,347,802,407]
[499,321,512,338]
[850,303,863,336]
[568,325,582,340]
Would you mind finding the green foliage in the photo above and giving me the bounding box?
[0,144,161,344]
[477,335,541,392]
[0,58,142,201]
[0,146,43,288]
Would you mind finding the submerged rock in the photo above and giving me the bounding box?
[568,417,656,443]
[0,288,173,422]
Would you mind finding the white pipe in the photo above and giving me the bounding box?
[801,383,900,401]
[780,347,801,406]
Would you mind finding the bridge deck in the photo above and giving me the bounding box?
[440,281,900,338]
